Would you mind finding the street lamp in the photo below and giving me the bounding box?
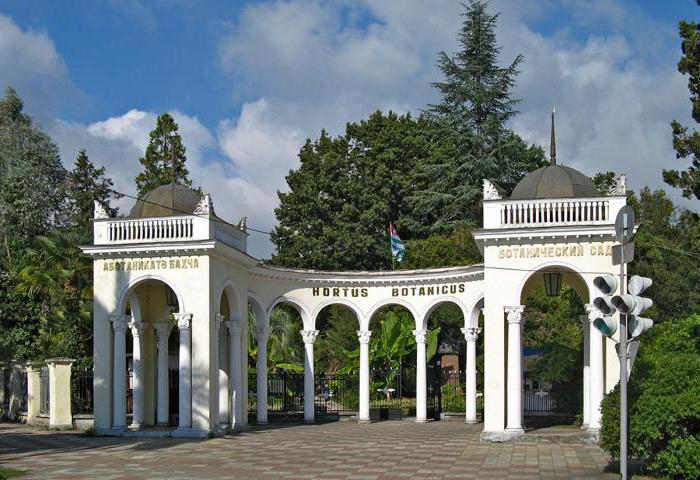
[164,285,178,309]
[543,271,562,297]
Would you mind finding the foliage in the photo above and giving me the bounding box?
[600,315,700,479]
[592,171,617,194]
[66,149,121,241]
[250,304,305,372]
[399,227,482,269]
[663,2,700,199]
[271,111,434,270]
[134,113,196,197]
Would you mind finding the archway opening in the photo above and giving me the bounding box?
[519,266,588,429]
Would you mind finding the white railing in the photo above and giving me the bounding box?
[483,196,625,229]
[108,217,194,242]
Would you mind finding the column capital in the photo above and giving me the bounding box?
[110,314,129,333]
[254,325,270,342]
[174,312,192,330]
[412,329,427,344]
[128,320,149,337]
[505,306,525,324]
[225,320,242,337]
[356,330,372,344]
[585,304,603,323]
[461,327,481,342]
[300,329,319,344]
[154,322,172,339]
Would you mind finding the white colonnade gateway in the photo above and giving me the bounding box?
[84,158,627,439]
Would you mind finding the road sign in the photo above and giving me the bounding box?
[615,206,636,243]
[612,242,635,265]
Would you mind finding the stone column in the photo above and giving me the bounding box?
[301,329,319,423]
[412,329,428,423]
[26,361,44,425]
[226,320,242,429]
[175,313,193,430]
[461,326,481,424]
[580,314,590,429]
[255,325,270,424]
[505,306,524,434]
[587,305,604,431]
[154,322,172,426]
[46,358,75,429]
[357,330,372,422]
[216,314,229,427]
[110,315,128,429]
[129,320,148,429]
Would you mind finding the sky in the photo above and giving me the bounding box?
[0,0,697,258]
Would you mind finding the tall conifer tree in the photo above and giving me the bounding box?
[134,113,194,197]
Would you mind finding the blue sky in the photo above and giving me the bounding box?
[0,1,697,257]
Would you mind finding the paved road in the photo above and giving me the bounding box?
[0,421,615,479]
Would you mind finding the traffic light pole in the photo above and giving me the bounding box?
[619,261,628,480]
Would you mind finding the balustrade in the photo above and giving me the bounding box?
[107,217,195,243]
[498,198,610,228]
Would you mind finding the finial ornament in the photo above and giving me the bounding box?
[237,216,248,231]
[550,106,557,166]
[94,200,109,219]
[482,179,501,200]
[193,193,215,215]
[609,174,627,195]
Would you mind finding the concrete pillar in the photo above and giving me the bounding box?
[505,306,524,435]
[216,314,229,427]
[412,329,428,423]
[110,314,128,429]
[255,324,270,424]
[461,327,481,424]
[357,330,372,422]
[587,305,604,431]
[580,314,590,429]
[226,320,242,429]
[154,322,172,426]
[46,358,75,429]
[129,320,148,429]
[301,329,319,423]
[175,313,193,431]
[26,361,44,425]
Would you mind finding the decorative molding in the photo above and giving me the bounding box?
[461,327,481,342]
[483,179,501,200]
[154,322,172,339]
[505,306,525,324]
[110,314,128,333]
[608,174,626,195]
[254,325,270,342]
[174,312,192,330]
[94,200,109,219]
[129,321,149,338]
[412,329,427,343]
[356,330,372,345]
[215,314,226,334]
[193,193,214,215]
[300,329,319,344]
[225,320,242,337]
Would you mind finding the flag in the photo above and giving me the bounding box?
[389,223,406,262]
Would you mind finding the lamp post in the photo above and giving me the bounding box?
[543,271,563,297]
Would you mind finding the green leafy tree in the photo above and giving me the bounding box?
[272,111,434,270]
[399,227,482,269]
[134,113,194,197]
[66,149,121,241]
[663,2,700,199]
[412,0,546,233]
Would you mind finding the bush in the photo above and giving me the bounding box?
[599,315,700,479]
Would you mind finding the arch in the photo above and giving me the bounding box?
[117,274,185,315]
[465,296,484,328]
[420,296,469,331]
[247,291,268,329]
[517,260,591,305]
[266,295,312,328]
[310,298,363,330]
[365,298,420,330]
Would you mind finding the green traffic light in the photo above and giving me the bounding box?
[593,317,617,337]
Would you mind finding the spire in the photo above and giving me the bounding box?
[550,106,556,166]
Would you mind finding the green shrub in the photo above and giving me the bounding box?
[599,315,700,479]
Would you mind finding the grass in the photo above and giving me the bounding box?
[0,467,28,479]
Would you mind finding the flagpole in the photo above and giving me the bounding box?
[390,222,395,270]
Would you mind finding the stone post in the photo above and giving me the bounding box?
[128,320,148,429]
[46,358,75,429]
[254,324,270,424]
[154,322,172,426]
[175,313,193,431]
[412,329,428,423]
[461,326,481,424]
[226,320,242,429]
[216,314,229,427]
[587,305,604,431]
[357,330,372,422]
[110,314,128,429]
[505,306,524,435]
[301,329,319,423]
[26,361,44,425]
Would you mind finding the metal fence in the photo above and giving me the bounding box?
[71,368,94,414]
[315,373,358,416]
[524,391,555,413]
[39,367,50,415]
